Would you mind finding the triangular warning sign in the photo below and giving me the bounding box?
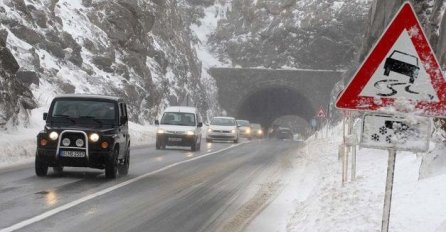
[336,2,446,117]
[316,107,326,118]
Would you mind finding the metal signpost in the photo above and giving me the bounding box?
[335,2,446,232]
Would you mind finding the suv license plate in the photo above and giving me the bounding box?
[61,150,86,158]
[168,138,182,142]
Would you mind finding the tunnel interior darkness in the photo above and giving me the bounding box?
[236,87,315,130]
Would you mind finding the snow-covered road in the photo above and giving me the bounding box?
[0,139,300,232]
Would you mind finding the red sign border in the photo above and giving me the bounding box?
[336,2,446,117]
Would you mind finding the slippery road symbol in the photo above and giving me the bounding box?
[373,50,434,100]
[383,50,419,84]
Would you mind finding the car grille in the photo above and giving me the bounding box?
[213,130,231,133]
[166,131,185,135]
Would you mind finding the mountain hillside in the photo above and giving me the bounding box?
[0,0,217,127]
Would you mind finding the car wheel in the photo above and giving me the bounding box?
[105,149,119,179]
[409,76,415,84]
[53,166,64,175]
[234,138,239,144]
[156,140,161,150]
[118,148,130,176]
[191,141,197,151]
[35,153,48,177]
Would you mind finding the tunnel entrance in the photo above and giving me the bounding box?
[236,86,315,131]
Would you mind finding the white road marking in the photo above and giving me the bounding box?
[0,143,247,232]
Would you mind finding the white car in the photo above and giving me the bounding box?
[206,117,239,143]
[155,106,203,151]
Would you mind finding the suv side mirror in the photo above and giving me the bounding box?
[155,120,159,125]
[120,115,128,125]
[197,122,203,128]
[43,113,48,121]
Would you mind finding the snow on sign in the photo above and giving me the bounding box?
[361,114,430,152]
[316,107,326,118]
[336,2,446,117]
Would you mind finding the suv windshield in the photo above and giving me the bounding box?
[211,118,236,126]
[51,100,117,125]
[161,112,196,126]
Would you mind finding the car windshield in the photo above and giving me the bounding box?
[236,120,250,126]
[51,100,116,123]
[161,112,196,126]
[251,124,261,130]
[211,118,236,126]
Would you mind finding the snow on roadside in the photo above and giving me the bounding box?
[0,108,156,169]
[249,122,446,232]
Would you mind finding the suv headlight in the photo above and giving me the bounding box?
[49,131,59,140]
[89,133,100,142]
[157,129,165,134]
[208,128,213,133]
[231,129,236,134]
[186,131,195,136]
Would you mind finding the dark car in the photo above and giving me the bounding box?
[35,94,131,178]
[250,123,264,139]
[383,50,419,84]
[277,127,293,140]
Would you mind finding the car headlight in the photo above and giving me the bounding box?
[49,131,59,140]
[258,130,263,134]
[186,131,195,136]
[89,133,100,142]
[208,128,213,133]
[157,129,165,134]
[246,128,251,134]
[231,129,236,134]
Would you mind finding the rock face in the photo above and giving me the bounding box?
[359,0,446,69]
[0,29,36,127]
[0,0,215,125]
[208,0,371,70]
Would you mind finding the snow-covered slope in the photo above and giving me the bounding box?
[0,0,218,127]
[248,123,446,232]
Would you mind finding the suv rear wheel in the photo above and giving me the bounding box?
[105,149,119,179]
[35,153,48,177]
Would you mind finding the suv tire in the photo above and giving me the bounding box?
[118,148,130,176]
[105,149,119,179]
[35,154,48,177]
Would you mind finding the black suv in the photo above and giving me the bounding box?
[35,95,130,178]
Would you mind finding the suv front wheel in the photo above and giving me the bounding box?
[35,153,48,177]
[105,149,119,179]
[118,148,130,176]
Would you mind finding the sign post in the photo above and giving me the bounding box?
[335,2,444,231]
[381,149,396,232]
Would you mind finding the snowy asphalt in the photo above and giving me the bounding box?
[0,139,300,232]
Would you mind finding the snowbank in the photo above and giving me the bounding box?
[251,122,446,231]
